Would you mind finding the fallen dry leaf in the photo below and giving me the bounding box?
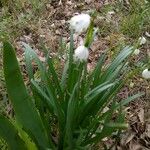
[138,108,145,123]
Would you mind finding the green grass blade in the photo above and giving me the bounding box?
[3,42,51,149]
[0,115,27,150]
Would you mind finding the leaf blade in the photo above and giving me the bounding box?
[3,42,52,149]
[0,115,27,150]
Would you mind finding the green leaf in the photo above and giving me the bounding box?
[23,43,46,81]
[83,103,123,145]
[85,82,116,103]
[84,15,95,48]
[67,30,76,93]
[92,80,123,115]
[45,53,63,99]
[65,83,79,149]
[114,93,144,109]
[78,82,116,124]
[105,122,128,129]
[100,46,133,83]
[69,30,74,68]
[3,42,52,149]
[12,121,37,150]
[31,79,54,113]
[24,47,34,80]
[0,115,27,150]
[61,60,69,90]
[91,53,106,88]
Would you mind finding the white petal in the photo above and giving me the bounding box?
[144,0,148,3]
[74,46,89,61]
[139,36,147,45]
[133,49,140,55]
[107,11,115,15]
[142,69,150,79]
[70,14,91,34]
[145,32,150,37]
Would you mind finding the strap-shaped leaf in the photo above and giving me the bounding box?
[65,83,79,148]
[3,42,51,149]
[31,79,54,112]
[91,53,106,88]
[23,43,46,81]
[61,60,69,90]
[0,115,26,150]
[78,82,116,124]
[114,93,144,109]
[83,103,126,145]
[100,46,133,83]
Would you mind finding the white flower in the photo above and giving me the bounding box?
[142,69,150,79]
[74,46,89,61]
[133,49,140,55]
[145,32,150,37]
[138,36,147,45]
[144,0,148,4]
[69,14,91,34]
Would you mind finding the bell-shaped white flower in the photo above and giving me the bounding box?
[133,49,140,55]
[145,32,150,38]
[74,46,89,61]
[142,69,150,79]
[69,14,91,34]
[138,36,146,45]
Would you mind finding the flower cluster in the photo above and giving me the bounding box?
[69,14,150,80]
[69,13,91,62]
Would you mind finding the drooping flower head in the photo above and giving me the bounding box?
[69,14,91,34]
[133,49,140,55]
[74,45,89,61]
[142,69,150,79]
[145,32,150,38]
[138,36,147,45]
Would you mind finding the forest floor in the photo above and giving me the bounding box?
[0,0,150,149]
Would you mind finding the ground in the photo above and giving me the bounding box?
[0,0,150,149]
